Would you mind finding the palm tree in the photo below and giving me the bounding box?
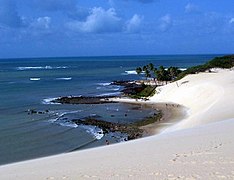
[148,63,154,71]
[168,67,182,80]
[155,66,169,83]
[168,67,178,80]
[142,65,147,74]
[136,67,142,75]
[145,69,151,79]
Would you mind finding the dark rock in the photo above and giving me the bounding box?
[71,117,144,140]
[26,109,51,115]
[111,80,133,86]
[51,96,118,105]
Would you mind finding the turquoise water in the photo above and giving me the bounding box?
[0,54,221,165]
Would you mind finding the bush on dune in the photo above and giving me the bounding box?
[176,55,234,80]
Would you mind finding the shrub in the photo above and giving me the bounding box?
[176,55,234,80]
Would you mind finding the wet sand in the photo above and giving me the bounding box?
[140,103,187,136]
[1,68,234,179]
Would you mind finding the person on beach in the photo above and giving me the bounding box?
[105,140,110,145]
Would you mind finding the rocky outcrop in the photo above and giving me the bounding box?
[52,96,117,104]
[111,80,146,96]
[72,117,143,140]
[72,111,162,140]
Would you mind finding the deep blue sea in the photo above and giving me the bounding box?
[0,54,221,165]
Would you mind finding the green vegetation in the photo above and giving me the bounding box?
[133,55,234,98]
[136,55,234,82]
[136,67,142,75]
[130,84,156,99]
[176,55,234,80]
[136,63,182,82]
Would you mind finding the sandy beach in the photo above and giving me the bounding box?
[140,103,187,135]
[1,68,234,179]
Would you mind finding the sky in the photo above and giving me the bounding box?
[0,0,233,58]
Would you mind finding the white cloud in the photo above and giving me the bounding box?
[31,17,51,29]
[229,18,234,24]
[185,3,199,13]
[126,14,143,33]
[67,7,122,33]
[159,14,172,32]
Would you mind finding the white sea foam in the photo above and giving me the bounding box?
[53,110,83,117]
[125,70,137,75]
[165,68,187,71]
[110,87,120,91]
[55,77,72,80]
[97,82,111,86]
[16,66,67,70]
[48,118,57,123]
[179,68,187,71]
[42,97,60,104]
[97,92,121,96]
[58,122,78,128]
[82,126,104,140]
[48,110,83,128]
[30,78,40,81]
[121,70,139,75]
[48,111,104,140]
[49,118,78,128]
[123,68,187,76]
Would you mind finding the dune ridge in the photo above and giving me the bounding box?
[151,69,234,132]
[0,69,234,180]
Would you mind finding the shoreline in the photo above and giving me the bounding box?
[1,68,234,179]
[47,87,186,141]
[141,103,187,136]
[108,97,188,136]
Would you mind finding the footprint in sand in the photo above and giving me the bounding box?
[172,142,223,163]
[82,175,91,178]
[46,177,55,180]
[171,153,191,162]
[149,172,160,176]
[171,154,180,162]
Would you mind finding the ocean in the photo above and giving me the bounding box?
[0,54,220,165]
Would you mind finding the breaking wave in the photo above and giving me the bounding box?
[30,78,40,81]
[49,110,104,140]
[16,66,67,71]
[55,77,72,81]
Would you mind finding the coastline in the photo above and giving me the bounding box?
[141,103,187,136]
[47,81,187,141]
[108,98,187,136]
[1,68,234,179]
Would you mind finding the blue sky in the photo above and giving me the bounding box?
[0,0,233,58]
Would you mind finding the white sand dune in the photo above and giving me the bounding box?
[0,69,234,179]
[151,69,234,132]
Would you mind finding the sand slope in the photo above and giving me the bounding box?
[0,69,234,180]
[0,119,233,180]
[151,69,234,132]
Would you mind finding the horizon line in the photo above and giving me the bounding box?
[0,53,231,60]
